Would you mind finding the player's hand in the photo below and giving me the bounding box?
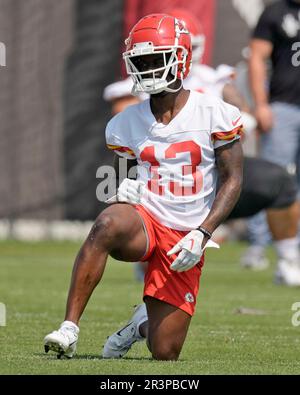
[255,104,273,133]
[167,230,219,272]
[240,111,257,138]
[106,178,145,205]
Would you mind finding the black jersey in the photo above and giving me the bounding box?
[253,0,300,106]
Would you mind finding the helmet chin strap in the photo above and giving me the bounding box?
[163,79,183,93]
[133,70,183,95]
[132,77,182,95]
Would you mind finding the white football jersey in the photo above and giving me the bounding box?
[106,90,242,231]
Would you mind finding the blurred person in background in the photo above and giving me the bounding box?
[103,77,140,115]
[245,0,300,270]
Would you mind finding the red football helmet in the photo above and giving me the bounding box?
[169,9,205,64]
[123,13,192,95]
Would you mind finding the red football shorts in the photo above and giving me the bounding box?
[135,204,205,316]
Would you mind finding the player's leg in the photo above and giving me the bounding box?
[44,203,148,357]
[231,157,272,270]
[241,212,271,270]
[102,299,192,361]
[260,102,300,170]
[102,303,148,359]
[145,297,191,361]
[258,102,300,271]
[229,157,300,285]
[103,205,201,360]
[243,103,300,270]
[103,299,191,361]
[265,171,300,285]
[64,203,147,324]
[267,202,300,285]
[267,201,300,241]
[231,158,273,270]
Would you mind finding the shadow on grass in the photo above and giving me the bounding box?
[76,355,152,361]
[35,352,152,361]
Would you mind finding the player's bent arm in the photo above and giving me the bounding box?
[169,140,243,272]
[200,140,243,240]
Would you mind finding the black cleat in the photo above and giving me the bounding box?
[44,345,49,353]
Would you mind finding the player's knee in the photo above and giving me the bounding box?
[151,342,181,361]
[146,339,152,353]
[90,213,119,245]
[275,172,297,208]
[268,168,298,209]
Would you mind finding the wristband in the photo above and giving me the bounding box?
[197,226,212,239]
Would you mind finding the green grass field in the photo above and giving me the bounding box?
[0,240,300,375]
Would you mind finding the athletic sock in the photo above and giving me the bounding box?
[136,318,148,339]
[61,320,79,332]
[274,238,299,261]
[245,244,266,256]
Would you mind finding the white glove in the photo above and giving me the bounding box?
[105,178,145,205]
[167,230,219,272]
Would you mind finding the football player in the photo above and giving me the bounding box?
[44,14,243,360]
[100,11,300,361]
